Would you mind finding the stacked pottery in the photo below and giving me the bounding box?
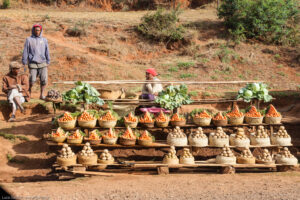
[275,147,298,165]
[77,142,98,165]
[250,126,270,146]
[167,126,188,146]
[163,146,179,164]
[271,126,291,146]
[56,144,77,166]
[237,148,255,164]
[256,149,274,164]
[229,128,250,147]
[216,145,236,164]
[209,127,229,147]
[98,149,114,164]
[188,127,208,147]
[179,148,195,164]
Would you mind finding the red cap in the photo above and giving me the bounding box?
[33,24,42,30]
[146,68,158,76]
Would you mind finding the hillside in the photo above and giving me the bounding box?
[0,5,299,96]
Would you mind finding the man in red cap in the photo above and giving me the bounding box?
[141,68,163,100]
[22,24,50,100]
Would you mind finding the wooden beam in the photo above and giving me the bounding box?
[52,80,264,85]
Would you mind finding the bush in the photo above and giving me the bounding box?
[2,0,10,9]
[137,7,185,42]
[218,0,299,45]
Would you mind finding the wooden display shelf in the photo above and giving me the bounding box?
[46,140,292,149]
[52,161,298,176]
[52,123,282,131]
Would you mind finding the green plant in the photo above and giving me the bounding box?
[0,132,29,141]
[274,54,281,59]
[2,0,10,9]
[137,7,185,42]
[296,73,300,77]
[6,153,23,163]
[218,0,299,45]
[188,91,198,97]
[210,75,217,80]
[237,83,273,102]
[203,92,211,97]
[177,61,195,69]
[215,44,235,63]
[155,84,192,110]
[168,66,179,72]
[62,81,104,105]
[277,64,283,68]
[180,73,197,79]
[66,21,89,37]
[277,72,286,76]
[238,74,246,79]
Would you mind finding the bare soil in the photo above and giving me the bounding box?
[2,172,300,200]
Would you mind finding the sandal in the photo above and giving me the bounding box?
[8,115,16,122]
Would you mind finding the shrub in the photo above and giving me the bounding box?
[66,21,89,37]
[137,7,185,42]
[2,0,10,9]
[218,0,299,45]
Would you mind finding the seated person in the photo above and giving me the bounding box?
[141,68,163,100]
[2,62,30,122]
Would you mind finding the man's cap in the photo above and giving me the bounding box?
[9,61,22,69]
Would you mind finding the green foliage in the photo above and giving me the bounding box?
[188,91,198,97]
[155,84,193,110]
[168,66,179,72]
[190,108,213,117]
[237,83,273,102]
[180,73,197,79]
[62,81,104,105]
[218,0,299,45]
[215,44,235,63]
[177,61,195,69]
[0,132,29,142]
[2,0,10,9]
[137,7,185,42]
[66,21,89,37]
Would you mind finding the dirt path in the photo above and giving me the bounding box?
[2,172,300,200]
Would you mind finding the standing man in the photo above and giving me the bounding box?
[22,24,50,100]
[2,62,30,122]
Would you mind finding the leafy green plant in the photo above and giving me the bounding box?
[168,66,179,72]
[237,83,273,102]
[177,61,195,69]
[137,7,185,42]
[277,72,286,76]
[188,91,198,97]
[0,132,29,142]
[2,0,10,9]
[155,84,192,110]
[190,108,213,117]
[62,81,104,105]
[180,73,197,79]
[218,0,299,45]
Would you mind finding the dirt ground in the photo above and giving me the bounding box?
[2,172,300,200]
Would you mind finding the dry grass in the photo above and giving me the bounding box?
[0,7,299,93]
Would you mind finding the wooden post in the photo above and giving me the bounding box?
[157,166,169,175]
[219,166,235,174]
